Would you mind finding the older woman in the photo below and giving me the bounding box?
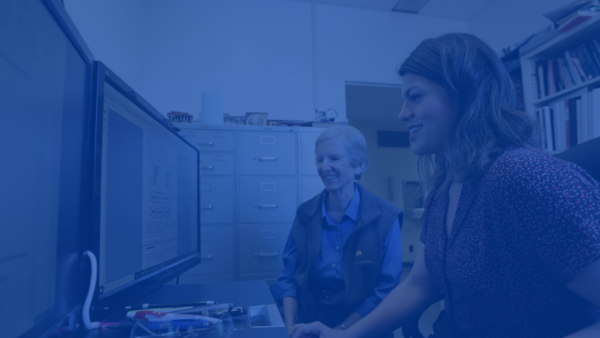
[291,33,600,338]
[270,125,403,338]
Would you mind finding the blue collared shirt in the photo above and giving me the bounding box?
[271,185,403,317]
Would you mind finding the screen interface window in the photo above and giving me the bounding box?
[98,82,198,297]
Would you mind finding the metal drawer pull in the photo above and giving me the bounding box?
[255,252,278,258]
[198,141,214,146]
[254,157,277,161]
[201,165,214,170]
[201,254,214,260]
[200,205,213,210]
[254,204,277,209]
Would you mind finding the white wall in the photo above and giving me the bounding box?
[64,0,467,121]
[352,121,421,262]
[468,0,575,52]
[65,0,147,95]
[313,4,468,120]
[141,0,315,121]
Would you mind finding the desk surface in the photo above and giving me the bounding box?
[70,280,288,338]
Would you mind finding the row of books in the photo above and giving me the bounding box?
[534,39,600,99]
[535,88,600,153]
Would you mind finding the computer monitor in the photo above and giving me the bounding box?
[89,61,201,308]
[0,0,94,337]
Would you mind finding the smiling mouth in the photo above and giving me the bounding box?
[323,175,338,180]
[409,125,422,134]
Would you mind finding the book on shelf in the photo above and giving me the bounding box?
[536,88,600,153]
[536,60,547,98]
[556,5,600,32]
[543,0,599,24]
[576,43,600,79]
[570,50,589,82]
[565,50,584,85]
[533,40,600,99]
[547,59,558,95]
[557,57,576,88]
[587,41,600,74]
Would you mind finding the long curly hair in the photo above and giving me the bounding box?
[398,33,539,195]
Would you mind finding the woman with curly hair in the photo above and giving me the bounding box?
[291,33,600,338]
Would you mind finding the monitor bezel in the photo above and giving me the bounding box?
[14,0,94,337]
[88,60,201,309]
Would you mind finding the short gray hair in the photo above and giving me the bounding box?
[315,125,369,180]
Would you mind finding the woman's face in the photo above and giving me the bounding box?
[399,73,458,156]
[316,138,362,194]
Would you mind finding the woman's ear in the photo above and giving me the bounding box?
[354,159,365,177]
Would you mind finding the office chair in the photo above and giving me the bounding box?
[554,136,600,183]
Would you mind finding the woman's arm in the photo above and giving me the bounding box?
[291,243,442,338]
[333,312,363,330]
[564,258,600,338]
[283,297,299,335]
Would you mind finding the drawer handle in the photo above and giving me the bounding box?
[201,165,214,170]
[201,254,214,260]
[255,252,278,258]
[198,141,214,146]
[254,157,277,161]
[200,205,214,210]
[254,204,277,209]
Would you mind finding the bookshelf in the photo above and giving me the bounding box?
[520,14,600,153]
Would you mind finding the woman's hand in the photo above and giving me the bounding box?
[290,321,347,338]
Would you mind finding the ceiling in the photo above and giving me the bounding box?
[285,0,496,21]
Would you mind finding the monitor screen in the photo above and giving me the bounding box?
[0,0,93,337]
[90,62,200,304]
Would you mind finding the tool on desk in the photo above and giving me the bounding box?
[92,300,216,312]
[127,310,221,323]
[126,303,234,320]
[104,319,214,331]
[221,306,246,317]
[170,303,235,314]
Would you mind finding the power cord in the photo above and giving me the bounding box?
[82,251,100,329]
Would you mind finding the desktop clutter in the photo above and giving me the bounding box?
[167,90,344,127]
[65,301,284,337]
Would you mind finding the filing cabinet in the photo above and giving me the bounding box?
[200,177,234,224]
[200,153,234,175]
[239,176,297,223]
[176,124,326,283]
[238,223,291,274]
[238,129,297,175]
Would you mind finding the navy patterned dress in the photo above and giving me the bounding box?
[420,146,600,338]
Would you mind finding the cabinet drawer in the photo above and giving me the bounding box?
[191,130,235,152]
[239,223,291,273]
[239,176,297,223]
[200,153,234,175]
[299,131,324,175]
[184,226,234,275]
[200,177,234,224]
[239,131,296,175]
[301,176,324,204]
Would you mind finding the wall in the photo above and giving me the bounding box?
[352,121,421,262]
[141,0,315,121]
[64,0,147,95]
[468,0,575,52]
[313,4,468,120]
[64,0,467,122]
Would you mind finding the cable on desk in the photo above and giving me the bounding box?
[83,251,100,329]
